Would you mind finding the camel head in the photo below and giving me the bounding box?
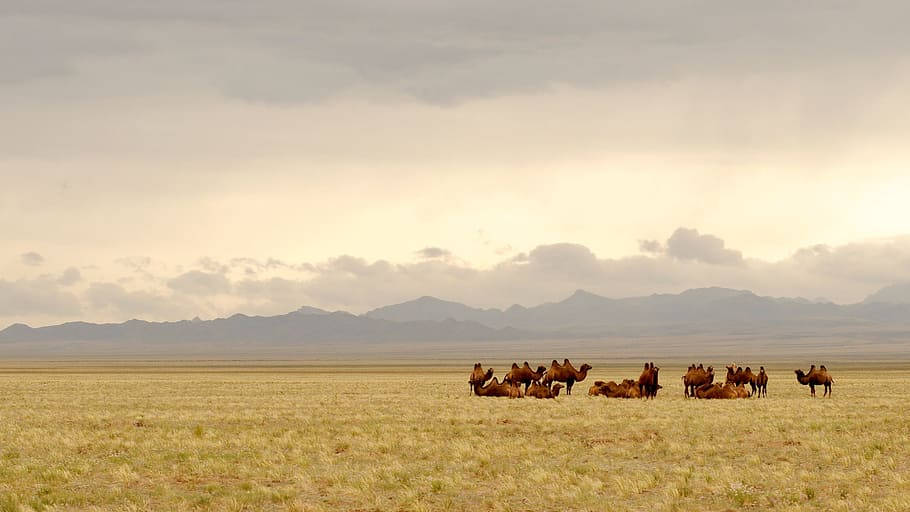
[535,365,547,375]
[580,363,593,373]
[552,383,565,397]
[794,369,805,377]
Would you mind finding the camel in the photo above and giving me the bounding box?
[682,364,714,398]
[751,366,768,397]
[694,382,747,399]
[637,362,661,399]
[468,363,494,394]
[473,377,520,398]
[725,364,755,387]
[589,379,642,398]
[542,359,592,395]
[504,362,548,392]
[508,381,524,399]
[794,365,833,397]
[527,382,564,399]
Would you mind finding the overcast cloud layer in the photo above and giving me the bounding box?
[3,3,910,325]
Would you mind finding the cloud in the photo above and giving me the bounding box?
[86,282,187,319]
[3,2,909,104]
[665,228,744,266]
[20,251,44,266]
[416,247,451,260]
[167,270,231,296]
[638,239,663,254]
[0,277,81,319]
[6,228,910,327]
[57,267,82,286]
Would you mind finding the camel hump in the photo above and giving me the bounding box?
[551,359,559,366]
[563,358,571,366]
[820,365,827,371]
[511,362,519,369]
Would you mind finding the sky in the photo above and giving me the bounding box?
[3,1,910,326]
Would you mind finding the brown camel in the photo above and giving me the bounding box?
[527,382,564,399]
[589,379,642,398]
[795,365,833,397]
[751,366,768,397]
[637,362,661,399]
[504,362,548,392]
[694,382,747,399]
[682,364,714,398]
[543,359,592,395]
[473,377,519,397]
[725,364,755,387]
[468,363,494,394]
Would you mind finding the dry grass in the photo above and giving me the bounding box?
[0,362,908,511]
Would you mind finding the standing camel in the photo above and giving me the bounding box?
[542,359,592,395]
[794,365,833,397]
[751,366,768,397]
[504,362,548,392]
[637,362,661,399]
[682,364,714,398]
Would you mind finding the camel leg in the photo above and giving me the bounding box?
[810,383,816,397]
[566,379,574,395]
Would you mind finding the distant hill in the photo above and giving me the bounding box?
[3,287,910,357]
[864,282,910,305]
[366,287,903,335]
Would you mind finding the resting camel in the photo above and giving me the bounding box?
[795,365,833,397]
[526,382,564,399]
[682,364,714,398]
[542,359,592,395]
[694,382,749,399]
[468,363,494,394]
[504,362,548,392]
[473,377,523,398]
[589,379,641,398]
[637,362,661,399]
[751,366,768,398]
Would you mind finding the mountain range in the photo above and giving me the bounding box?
[2,286,910,357]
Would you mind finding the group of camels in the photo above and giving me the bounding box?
[469,361,834,399]
[469,359,592,399]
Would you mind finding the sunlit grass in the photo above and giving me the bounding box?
[0,363,908,511]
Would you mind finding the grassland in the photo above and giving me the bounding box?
[0,361,908,511]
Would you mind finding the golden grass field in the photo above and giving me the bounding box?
[1,361,908,511]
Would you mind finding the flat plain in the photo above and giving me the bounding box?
[0,361,908,511]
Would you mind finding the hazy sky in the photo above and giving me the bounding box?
[3,2,910,326]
